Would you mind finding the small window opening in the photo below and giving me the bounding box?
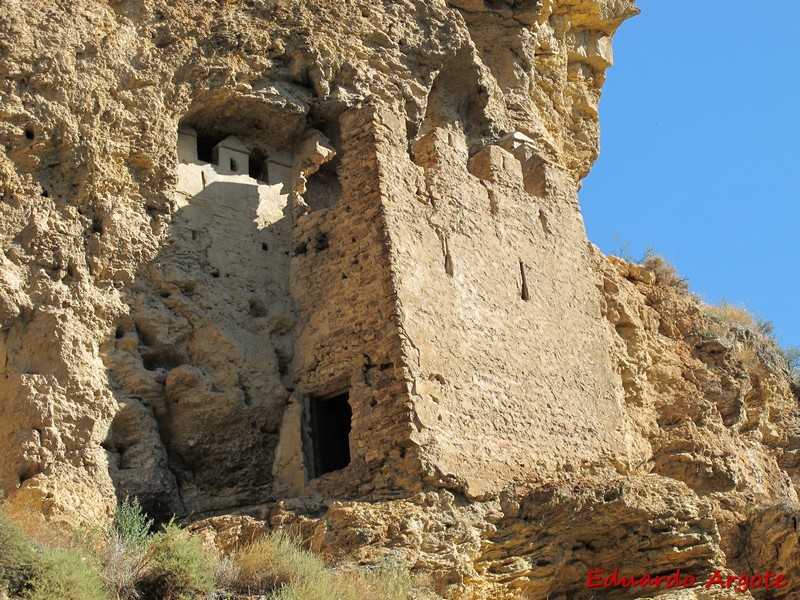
[310,391,352,476]
[196,134,221,163]
[441,236,453,276]
[230,157,239,172]
[249,147,268,180]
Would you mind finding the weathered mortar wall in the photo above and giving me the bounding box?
[378,122,649,498]
[289,106,421,499]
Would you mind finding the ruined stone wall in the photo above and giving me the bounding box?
[287,106,421,499]
[378,121,648,498]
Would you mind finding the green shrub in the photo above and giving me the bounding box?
[0,510,37,597]
[26,547,107,600]
[778,346,800,380]
[100,497,154,599]
[114,497,153,550]
[141,521,214,599]
[756,317,775,337]
[2,507,107,600]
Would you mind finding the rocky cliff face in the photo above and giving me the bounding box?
[1,1,799,598]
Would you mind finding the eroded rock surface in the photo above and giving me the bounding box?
[1,0,799,598]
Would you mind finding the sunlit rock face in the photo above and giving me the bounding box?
[3,1,800,598]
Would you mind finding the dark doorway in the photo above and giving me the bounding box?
[249,147,268,181]
[310,391,352,476]
[196,133,222,164]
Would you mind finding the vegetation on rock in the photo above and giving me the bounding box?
[0,498,420,599]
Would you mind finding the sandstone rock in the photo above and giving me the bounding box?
[1,0,798,598]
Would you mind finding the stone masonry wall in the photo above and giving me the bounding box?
[288,105,422,500]
[380,120,650,499]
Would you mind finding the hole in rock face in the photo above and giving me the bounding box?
[309,391,352,477]
[141,346,184,371]
[519,260,530,301]
[314,232,328,252]
[418,47,493,150]
[183,127,270,181]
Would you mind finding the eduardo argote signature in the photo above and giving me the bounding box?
[586,568,788,593]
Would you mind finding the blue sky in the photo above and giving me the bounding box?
[580,0,800,348]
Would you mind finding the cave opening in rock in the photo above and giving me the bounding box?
[310,391,352,476]
[183,127,271,182]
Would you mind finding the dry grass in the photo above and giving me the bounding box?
[701,300,799,382]
[274,561,413,600]
[100,534,150,600]
[704,301,759,330]
[640,249,689,291]
[229,529,322,594]
[1,500,424,600]
[733,346,757,366]
[226,530,416,599]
